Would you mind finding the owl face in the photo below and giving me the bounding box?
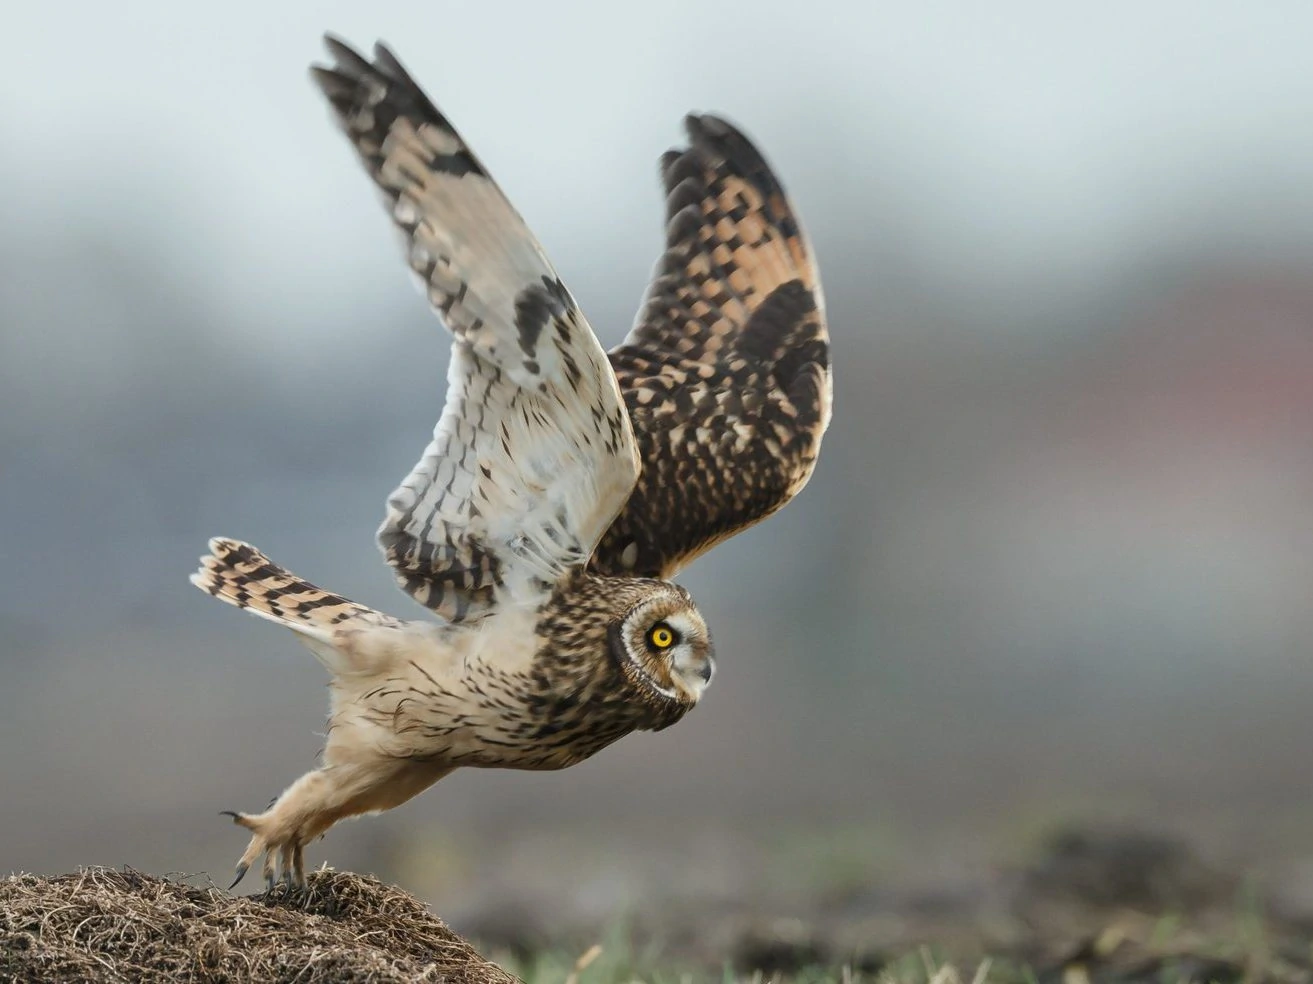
[609,585,714,707]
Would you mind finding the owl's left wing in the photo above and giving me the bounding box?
[590,115,832,579]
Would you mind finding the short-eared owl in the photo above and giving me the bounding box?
[193,34,832,889]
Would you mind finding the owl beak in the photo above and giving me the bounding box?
[669,647,714,700]
[682,652,714,695]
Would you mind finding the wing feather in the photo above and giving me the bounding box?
[592,115,831,579]
[312,37,639,620]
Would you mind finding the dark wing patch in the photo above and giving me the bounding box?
[591,115,832,579]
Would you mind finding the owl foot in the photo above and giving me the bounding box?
[221,810,306,890]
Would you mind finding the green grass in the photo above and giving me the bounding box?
[481,903,1313,984]
[484,919,1007,984]
[492,938,1013,984]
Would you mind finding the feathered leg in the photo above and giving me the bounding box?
[225,756,451,889]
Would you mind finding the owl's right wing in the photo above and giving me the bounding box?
[591,115,831,580]
[312,37,639,621]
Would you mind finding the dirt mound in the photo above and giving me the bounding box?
[0,866,518,983]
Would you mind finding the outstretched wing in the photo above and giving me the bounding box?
[312,37,639,621]
[591,115,832,579]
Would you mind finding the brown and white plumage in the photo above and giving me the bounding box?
[312,36,640,622]
[191,34,830,891]
[595,115,831,578]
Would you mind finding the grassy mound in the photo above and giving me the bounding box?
[0,866,517,984]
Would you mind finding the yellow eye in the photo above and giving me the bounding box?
[648,623,676,649]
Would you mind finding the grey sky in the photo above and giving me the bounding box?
[5,0,1313,354]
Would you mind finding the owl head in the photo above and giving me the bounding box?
[608,582,714,710]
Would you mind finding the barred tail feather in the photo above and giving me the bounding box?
[190,538,398,646]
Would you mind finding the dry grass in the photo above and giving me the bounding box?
[0,866,517,983]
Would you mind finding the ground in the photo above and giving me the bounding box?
[3,829,1312,983]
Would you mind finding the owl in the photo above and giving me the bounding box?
[193,34,832,890]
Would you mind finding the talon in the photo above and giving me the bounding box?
[221,810,255,830]
[228,862,249,890]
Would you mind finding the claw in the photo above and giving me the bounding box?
[222,795,313,894]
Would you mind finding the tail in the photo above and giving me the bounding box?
[190,538,400,645]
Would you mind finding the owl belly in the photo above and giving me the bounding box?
[339,614,638,771]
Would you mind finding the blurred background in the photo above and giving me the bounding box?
[3,0,1313,957]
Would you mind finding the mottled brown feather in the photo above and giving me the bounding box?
[592,115,832,578]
